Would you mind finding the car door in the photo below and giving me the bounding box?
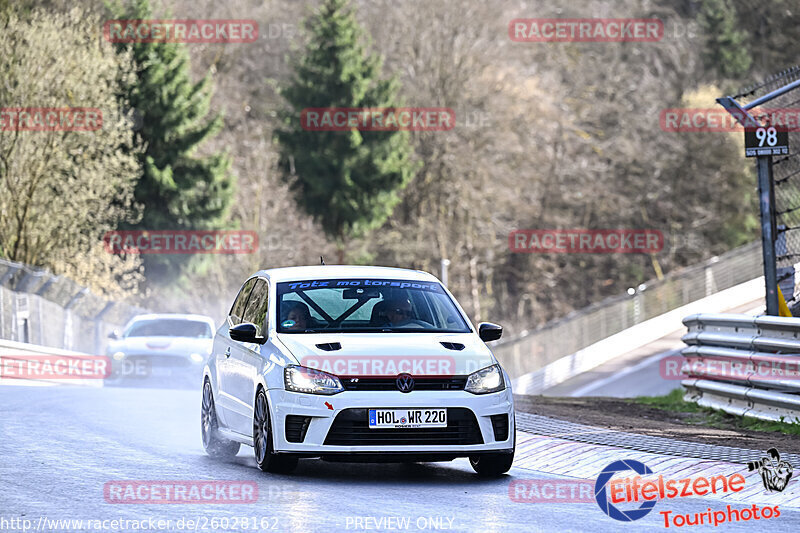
[225,278,269,435]
[215,277,256,427]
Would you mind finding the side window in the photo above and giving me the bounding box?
[230,278,256,325]
[242,279,269,335]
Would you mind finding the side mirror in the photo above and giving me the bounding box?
[230,322,266,344]
[108,330,120,340]
[478,322,503,342]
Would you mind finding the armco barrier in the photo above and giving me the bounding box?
[0,338,101,387]
[681,313,800,422]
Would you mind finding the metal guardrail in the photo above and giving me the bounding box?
[0,338,102,387]
[681,313,800,422]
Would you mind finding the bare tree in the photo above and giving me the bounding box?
[0,7,143,298]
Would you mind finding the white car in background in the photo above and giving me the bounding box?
[106,313,215,387]
[201,266,515,476]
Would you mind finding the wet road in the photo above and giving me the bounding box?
[1,384,798,532]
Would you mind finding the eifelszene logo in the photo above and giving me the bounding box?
[595,459,657,521]
[747,448,793,493]
[594,459,747,522]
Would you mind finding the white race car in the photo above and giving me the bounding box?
[107,313,215,387]
[201,265,514,476]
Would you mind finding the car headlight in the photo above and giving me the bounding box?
[465,364,505,394]
[190,353,204,363]
[112,351,126,361]
[284,366,344,395]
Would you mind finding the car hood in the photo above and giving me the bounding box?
[108,336,212,356]
[275,333,495,376]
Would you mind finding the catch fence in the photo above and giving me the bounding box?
[0,258,147,354]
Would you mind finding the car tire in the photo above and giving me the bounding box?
[253,388,298,474]
[201,380,241,459]
[469,450,514,477]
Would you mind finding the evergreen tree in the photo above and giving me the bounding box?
[699,0,751,78]
[110,0,234,282]
[275,0,416,263]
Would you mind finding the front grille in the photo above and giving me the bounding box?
[285,415,312,443]
[324,408,483,446]
[490,414,509,442]
[341,377,467,392]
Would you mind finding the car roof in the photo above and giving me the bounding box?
[255,265,440,283]
[128,313,215,325]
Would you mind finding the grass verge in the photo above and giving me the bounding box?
[634,388,800,436]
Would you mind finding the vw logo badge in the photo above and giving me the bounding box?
[396,373,414,393]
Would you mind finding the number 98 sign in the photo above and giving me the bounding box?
[745,126,789,157]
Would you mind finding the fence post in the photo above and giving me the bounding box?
[63,288,88,350]
[717,91,786,316]
[94,302,115,355]
[14,293,30,343]
[37,297,43,345]
[704,265,713,297]
[757,155,780,315]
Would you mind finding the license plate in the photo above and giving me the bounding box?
[368,409,447,429]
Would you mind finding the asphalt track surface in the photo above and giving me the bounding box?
[1,384,798,533]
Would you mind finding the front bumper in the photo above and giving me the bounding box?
[266,387,514,455]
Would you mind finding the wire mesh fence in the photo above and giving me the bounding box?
[493,241,763,379]
[0,258,148,354]
[733,66,800,304]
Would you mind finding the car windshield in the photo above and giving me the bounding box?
[276,278,471,333]
[125,319,213,338]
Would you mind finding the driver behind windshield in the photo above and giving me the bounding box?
[283,301,311,331]
[384,297,415,327]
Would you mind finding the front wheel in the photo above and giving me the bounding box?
[253,389,298,474]
[469,450,514,477]
[201,380,241,459]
